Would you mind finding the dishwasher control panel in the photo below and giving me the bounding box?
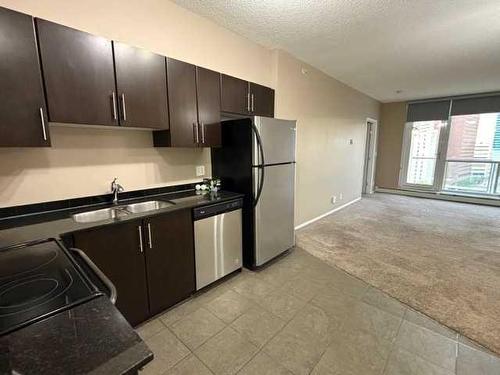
[193,199,243,220]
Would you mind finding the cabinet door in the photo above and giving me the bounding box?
[197,67,221,147]
[145,209,195,315]
[113,42,169,129]
[36,19,118,126]
[72,220,149,326]
[220,74,249,115]
[0,8,49,147]
[166,58,198,147]
[250,83,275,117]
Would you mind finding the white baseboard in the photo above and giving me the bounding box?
[375,187,500,207]
[295,197,362,230]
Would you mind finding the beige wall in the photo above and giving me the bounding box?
[375,102,407,189]
[0,126,211,206]
[0,1,380,228]
[273,51,380,226]
[0,0,274,207]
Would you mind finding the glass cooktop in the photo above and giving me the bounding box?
[0,239,102,336]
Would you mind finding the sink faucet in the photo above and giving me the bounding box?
[110,178,124,204]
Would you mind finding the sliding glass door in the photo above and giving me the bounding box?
[401,120,447,190]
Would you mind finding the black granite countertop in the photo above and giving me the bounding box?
[0,296,152,375]
[0,188,244,374]
[0,189,243,249]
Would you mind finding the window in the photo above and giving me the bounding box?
[399,94,500,198]
[443,113,500,195]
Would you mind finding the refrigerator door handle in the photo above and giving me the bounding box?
[251,124,266,206]
[253,166,265,207]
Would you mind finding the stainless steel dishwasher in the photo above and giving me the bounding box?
[193,199,243,290]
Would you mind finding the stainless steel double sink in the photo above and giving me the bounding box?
[72,200,175,223]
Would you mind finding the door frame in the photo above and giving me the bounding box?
[362,118,378,194]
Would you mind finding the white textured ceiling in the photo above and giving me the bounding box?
[174,0,500,102]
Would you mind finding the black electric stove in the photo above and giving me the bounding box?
[0,238,103,336]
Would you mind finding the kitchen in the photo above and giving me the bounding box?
[0,1,380,374]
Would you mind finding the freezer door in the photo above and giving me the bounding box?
[254,163,295,266]
[194,209,242,290]
[253,117,296,166]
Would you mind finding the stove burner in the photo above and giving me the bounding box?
[0,243,58,280]
[0,239,99,336]
[0,277,59,309]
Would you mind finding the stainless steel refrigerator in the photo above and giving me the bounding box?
[212,116,296,268]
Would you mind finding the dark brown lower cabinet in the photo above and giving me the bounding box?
[72,209,195,326]
[145,209,195,315]
[72,220,149,326]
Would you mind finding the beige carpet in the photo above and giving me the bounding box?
[296,193,500,355]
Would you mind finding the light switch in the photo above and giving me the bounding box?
[196,165,205,177]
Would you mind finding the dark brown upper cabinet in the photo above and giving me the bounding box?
[0,7,50,147]
[220,74,250,115]
[196,67,221,147]
[220,74,275,117]
[36,19,118,126]
[164,58,198,147]
[250,82,275,117]
[113,42,169,129]
[144,209,195,316]
[154,61,221,147]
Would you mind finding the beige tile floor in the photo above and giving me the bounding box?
[136,248,500,375]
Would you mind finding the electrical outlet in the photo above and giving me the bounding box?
[195,165,205,177]
[340,193,343,200]
[331,196,337,204]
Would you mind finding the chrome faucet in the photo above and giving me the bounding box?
[110,178,124,204]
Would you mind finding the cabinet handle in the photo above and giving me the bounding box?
[251,94,255,112]
[193,123,199,144]
[121,93,127,121]
[247,93,251,112]
[147,223,153,249]
[111,92,118,120]
[39,107,47,141]
[201,122,205,144]
[138,226,144,253]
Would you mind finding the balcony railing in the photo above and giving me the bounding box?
[443,159,500,196]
